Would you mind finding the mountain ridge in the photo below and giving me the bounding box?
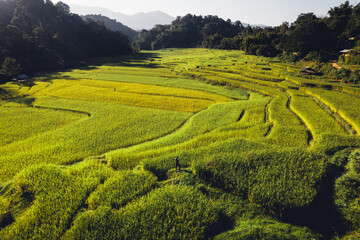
[69,4,175,30]
[83,14,138,41]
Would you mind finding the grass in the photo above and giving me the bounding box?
[0,97,190,182]
[23,79,232,113]
[0,160,114,239]
[63,185,220,240]
[0,105,86,147]
[303,87,360,134]
[1,48,360,239]
[287,89,348,141]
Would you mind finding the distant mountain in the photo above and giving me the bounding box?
[69,4,175,30]
[83,14,138,41]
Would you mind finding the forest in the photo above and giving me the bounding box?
[134,1,360,62]
[0,0,131,82]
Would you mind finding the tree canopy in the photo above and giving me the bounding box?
[133,1,360,61]
[0,0,132,80]
[133,14,245,50]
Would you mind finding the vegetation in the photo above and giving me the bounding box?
[0,0,131,80]
[133,14,244,50]
[134,1,360,65]
[1,46,360,240]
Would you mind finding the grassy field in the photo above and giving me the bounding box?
[0,48,360,239]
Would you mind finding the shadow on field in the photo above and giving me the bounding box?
[34,52,163,82]
[281,165,346,240]
[88,52,162,69]
[8,97,36,107]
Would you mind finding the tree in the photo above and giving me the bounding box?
[56,1,70,15]
[0,0,131,75]
[1,57,22,77]
[285,13,335,57]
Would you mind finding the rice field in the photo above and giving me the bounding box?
[0,48,359,239]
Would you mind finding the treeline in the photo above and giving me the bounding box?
[0,0,132,81]
[133,1,360,62]
[82,14,138,42]
[133,14,245,50]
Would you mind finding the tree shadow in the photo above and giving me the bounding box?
[87,52,161,67]
[7,97,36,107]
[34,52,163,82]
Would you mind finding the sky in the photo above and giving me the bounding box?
[59,0,359,26]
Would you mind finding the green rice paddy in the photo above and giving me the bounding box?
[0,48,359,239]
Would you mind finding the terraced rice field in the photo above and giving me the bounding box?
[0,49,359,239]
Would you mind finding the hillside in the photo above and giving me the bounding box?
[82,14,138,41]
[134,1,360,63]
[133,14,245,50]
[69,4,175,30]
[0,0,131,80]
[0,49,359,239]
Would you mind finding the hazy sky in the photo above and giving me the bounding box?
[59,0,359,26]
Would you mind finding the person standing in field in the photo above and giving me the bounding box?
[175,156,181,172]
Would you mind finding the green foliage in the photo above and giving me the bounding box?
[0,0,131,74]
[0,97,189,182]
[346,47,360,65]
[64,185,219,240]
[0,105,86,147]
[303,87,360,134]
[1,48,360,239]
[133,14,244,50]
[0,160,114,239]
[87,170,158,210]
[107,97,271,172]
[133,2,360,63]
[336,68,352,80]
[192,149,328,216]
[214,218,321,240]
[0,196,11,228]
[335,149,360,230]
[287,89,347,141]
[0,57,21,77]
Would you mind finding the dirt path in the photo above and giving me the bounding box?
[331,61,342,70]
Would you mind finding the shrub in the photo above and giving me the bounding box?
[348,70,360,84]
[346,47,360,65]
[336,68,351,80]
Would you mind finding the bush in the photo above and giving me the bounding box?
[346,47,360,65]
[303,51,320,62]
[0,57,22,78]
[336,68,351,80]
[348,70,360,84]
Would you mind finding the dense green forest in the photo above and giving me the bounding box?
[133,14,245,50]
[133,1,360,62]
[0,0,131,81]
